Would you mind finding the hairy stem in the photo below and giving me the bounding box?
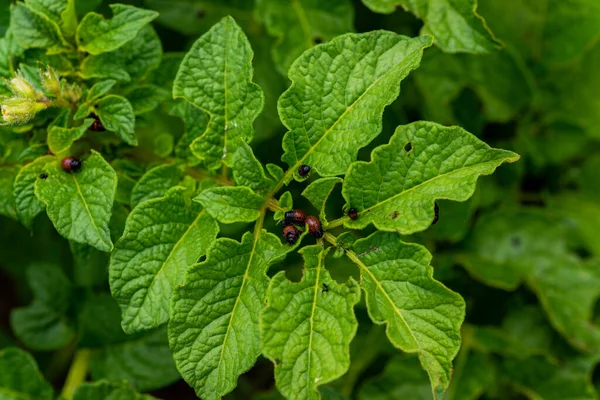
[60,349,91,400]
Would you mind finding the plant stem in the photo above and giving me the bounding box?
[60,349,91,400]
[326,216,347,229]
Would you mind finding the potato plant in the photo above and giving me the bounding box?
[1,1,599,399]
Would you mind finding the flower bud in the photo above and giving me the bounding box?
[41,67,61,96]
[8,73,41,100]
[0,98,48,125]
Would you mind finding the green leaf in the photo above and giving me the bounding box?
[350,231,465,396]
[13,155,53,228]
[460,209,600,352]
[109,187,218,333]
[266,163,284,181]
[301,177,343,225]
[60,0,78,38]
[0,347,53,400]
[280,32,432,179]
[361,0,501,53]
[89,328,180,392]
[86,79,117,102]
[76,4,158,55]
[255,0,354,74]
[549,193,600,257]
[168,230,294,399]
[35,150,116,251]
[47,119,94,155]
[73,380,156,400]
[127,85,170,115]
[70,241,108,288]
[341,122,518,234]
[79,52,131,81]
[94,95,136,146]
[261,245,360,400]
[10,263,75,350]
[173,16,264,169]
[194,186,264,224]
[0,30,25,79]
[0,165,18,220]
[232,141,274,193]
[130,163,183,207]
[0,1,9,37]
[10,3,73,54]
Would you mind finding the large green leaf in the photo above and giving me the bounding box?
[0,347,53,400]
[76,4,158,54]
[349,231,465,396]
[94,95,137,146]
[169,230,294,399]
[255,0,354,74]
[10,263,75,350]
[261,245,360,400]
[460,209,600,352]
[35,150,117,251]
[279,32,432,179]
[361,0,501,53]
[110,187,218,334]
[340,122,518,234]
[12,155,53,229]
[194,186,264,224]
[10,2,73,54]
[173,16,264,169]
[130,163,183,207]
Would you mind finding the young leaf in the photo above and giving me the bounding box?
[267,163,284,181]
[130,163,183,207]
[261,245,360,400]
[13,155,53,228]
[341,122,518,234]
[0,347,53,400]
[349,231,465,396]
[10,263,75,350]
[460,210,600,352]
[35,150,117,252]
[279,32,432,179]
[73,380,156,400]
[173,16,264,169]
[109,187,219,333]
[10,2,73,54]
[195,186,264,224]
[232,141,274,193]
[255,0,354,74]
[47,119,94,155]
[361,0,501,53]
[168,230,294,399]
[302,177,343,225]
[86,79,117,102]
[94,95,137,146]
[76,4,159,54]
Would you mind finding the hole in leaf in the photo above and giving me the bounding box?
[312,36,324,45]
[511,236,521,248]
[196,9,205,19]
[404,142,412,152]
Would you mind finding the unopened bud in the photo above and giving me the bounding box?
[9,73,41,100]
[0,98,48,125]
[41,67,61,96]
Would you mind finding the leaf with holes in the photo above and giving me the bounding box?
[349,231,465,397]
[34,151,116,251]
[340,122,518,234]
[173,16,264,169]
[109,187,218,333]
[361,0,501,53]
[168,230,295,399]
[261,245,360,400]
[279,32,432,179]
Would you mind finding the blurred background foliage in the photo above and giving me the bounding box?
[1,0,600,399]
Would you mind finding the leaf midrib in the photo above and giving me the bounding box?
[355,155,515,219]
[305,254,323,395]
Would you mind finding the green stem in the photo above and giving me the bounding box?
[60,349,91,400]
[326,216,347,229]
